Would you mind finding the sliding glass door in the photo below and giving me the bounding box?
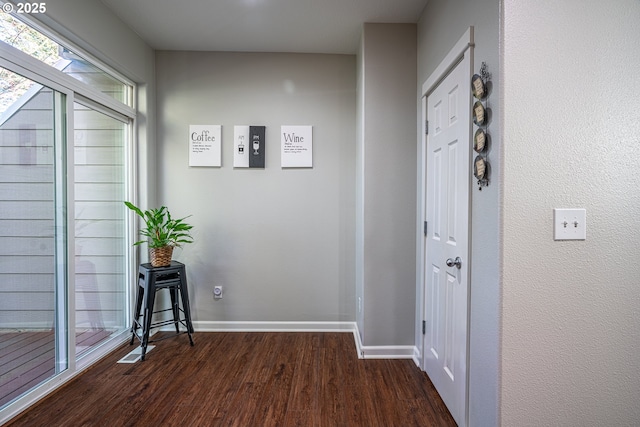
[74,101,129,357]
[0,68,67,407]
[0,16,134,414]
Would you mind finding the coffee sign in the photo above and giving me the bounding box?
[189,125,221,167]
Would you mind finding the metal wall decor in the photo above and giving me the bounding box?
[472,101,486,126]
[474,155,487,182]
[471,62,491,190]
[474,128,486,153]
[471,74,486,99]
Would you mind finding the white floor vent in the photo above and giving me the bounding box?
[117,345,155,363]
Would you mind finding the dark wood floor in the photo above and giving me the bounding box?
[0,329,113,408]
[7,332,456,426]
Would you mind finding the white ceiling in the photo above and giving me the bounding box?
[99,0,428,54]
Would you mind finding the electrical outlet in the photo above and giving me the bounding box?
[213,286,223,299]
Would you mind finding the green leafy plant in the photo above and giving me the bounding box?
[124,201,194,248]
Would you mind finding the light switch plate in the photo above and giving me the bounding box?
[554,208,586,240]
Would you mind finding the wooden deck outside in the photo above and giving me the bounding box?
[0,329,113,408]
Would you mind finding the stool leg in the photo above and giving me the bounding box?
[141,275,156,361]
[169,286,180,333]
[178,287,194,346]
[177,268,195,345]
[130,274,145,345]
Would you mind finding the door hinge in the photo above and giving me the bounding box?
[423,221,428,236]
[425,120,429,135]
[422,320,426,335]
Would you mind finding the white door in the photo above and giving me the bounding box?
[423,50,471,427]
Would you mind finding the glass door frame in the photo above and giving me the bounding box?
[0,38,136,421]
[73,94,135,363]
[0,51,77,400]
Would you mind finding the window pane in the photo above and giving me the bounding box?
[74,102,128,357]
[0,68,66,408]
[0,13,131,106]
[0,59,39,113]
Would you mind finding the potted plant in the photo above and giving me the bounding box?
[124,201,194,267]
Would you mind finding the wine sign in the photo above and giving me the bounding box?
[281,125,313,168]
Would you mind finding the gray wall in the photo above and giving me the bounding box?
[417,0,500,425]
[155,51,356,324]
[501,0,640,425]
[357,24,418,347]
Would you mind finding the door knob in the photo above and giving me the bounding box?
[446,257,462,269]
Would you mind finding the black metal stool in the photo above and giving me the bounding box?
[130,261,194,360]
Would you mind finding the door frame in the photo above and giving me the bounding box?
[417,26,474,425]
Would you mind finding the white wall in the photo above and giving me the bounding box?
[358,23,417,347]
[155,51,356,325]
[501,0,640,425]
[417,1,501,425]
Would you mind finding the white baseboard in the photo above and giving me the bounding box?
[413,346,422,367]
[353,325,364,359]
[193,321,417,360]
[352,323,420,360]
[176,321,419,361]
[359,345,416,359]
[192,320,357,333]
